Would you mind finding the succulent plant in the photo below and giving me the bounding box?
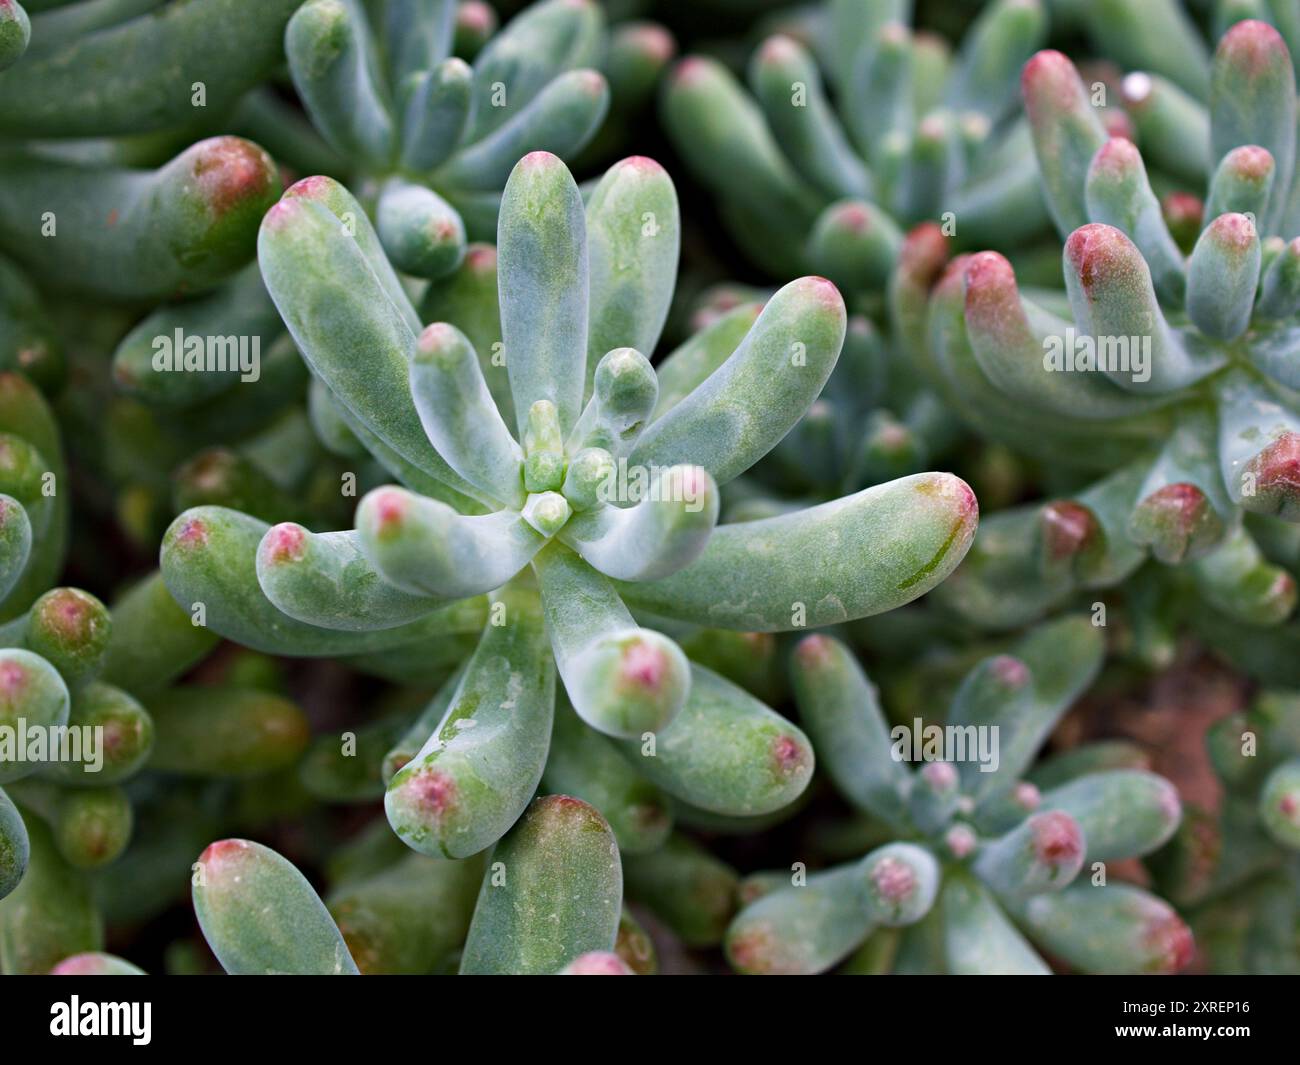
[888,22,1300,642]
[662,0,1052,282]
[1148,688,1300,973]
[0,0,301,135]
[2,0,1296,982]
[0,2,313,549]
[725,615,1189,975]
[282,0,615,280]
[653,0,1058,518]
[0,375,296,974]
[156,147,976,926]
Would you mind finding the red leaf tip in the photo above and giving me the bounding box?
[1031,810,1083,866]
[1065,222,1142,291]
[1144,911,1195,974]
[1041,500,1099,560]
[870,855,917,903]
[174,516,209,549]
[990,654,1031,690]
[757,34,800,65]
[1205,211,1257,249]
[199,838,250,869]
[770,733,807,775]
[0,658,28,696]
[921,761,958,792]
[1022,49,1084,115]
[264,523,307,565]
[620,639,669,690]
[407,768,456,815]
[945,825,977,859]
[1224,144,1275,181]
[794,633,835,669]
[1014,781,1041,811]
[191,137,277,217]
[1217,19,1288,74]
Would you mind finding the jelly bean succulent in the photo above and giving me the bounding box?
[158,148,978,890]
[2,0,1299,981]
[891,22,1300,641]
[0,379,253,975]
[0,0,301,136]
[662,0,1053,282]
[280,0,670,280]
[0,2,311,545]
[1147,688,1300,973]
[726,615,1189,975]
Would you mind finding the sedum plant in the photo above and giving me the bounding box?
[282,0,613,279]
[58,1,673,557]
[891,22,1300,638]
[1149,688,1300,973]
[0,343,304,976]
[726,615,1190,975]
[156,148,978,958]
[0,136,282,304]
[7,0,1293,981]
[0,1,301,135]
[662,0,1053,282]
[656,0,1056,519]
[0,379,263,974]
[188,794,624,975]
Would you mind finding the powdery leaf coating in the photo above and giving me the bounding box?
[384,583,554,859]
[192,838,358,975]
[1010,881,1194,975]
[618,472,978,631]
[160,506,486,657]
[258,186,479,499]
[584,157,680,395]
[631,276,846,485]
[498,152,589,438]
[459,795,622,975]
[617,663,812,817]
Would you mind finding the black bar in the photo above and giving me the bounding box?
[1,974,1288,1052]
